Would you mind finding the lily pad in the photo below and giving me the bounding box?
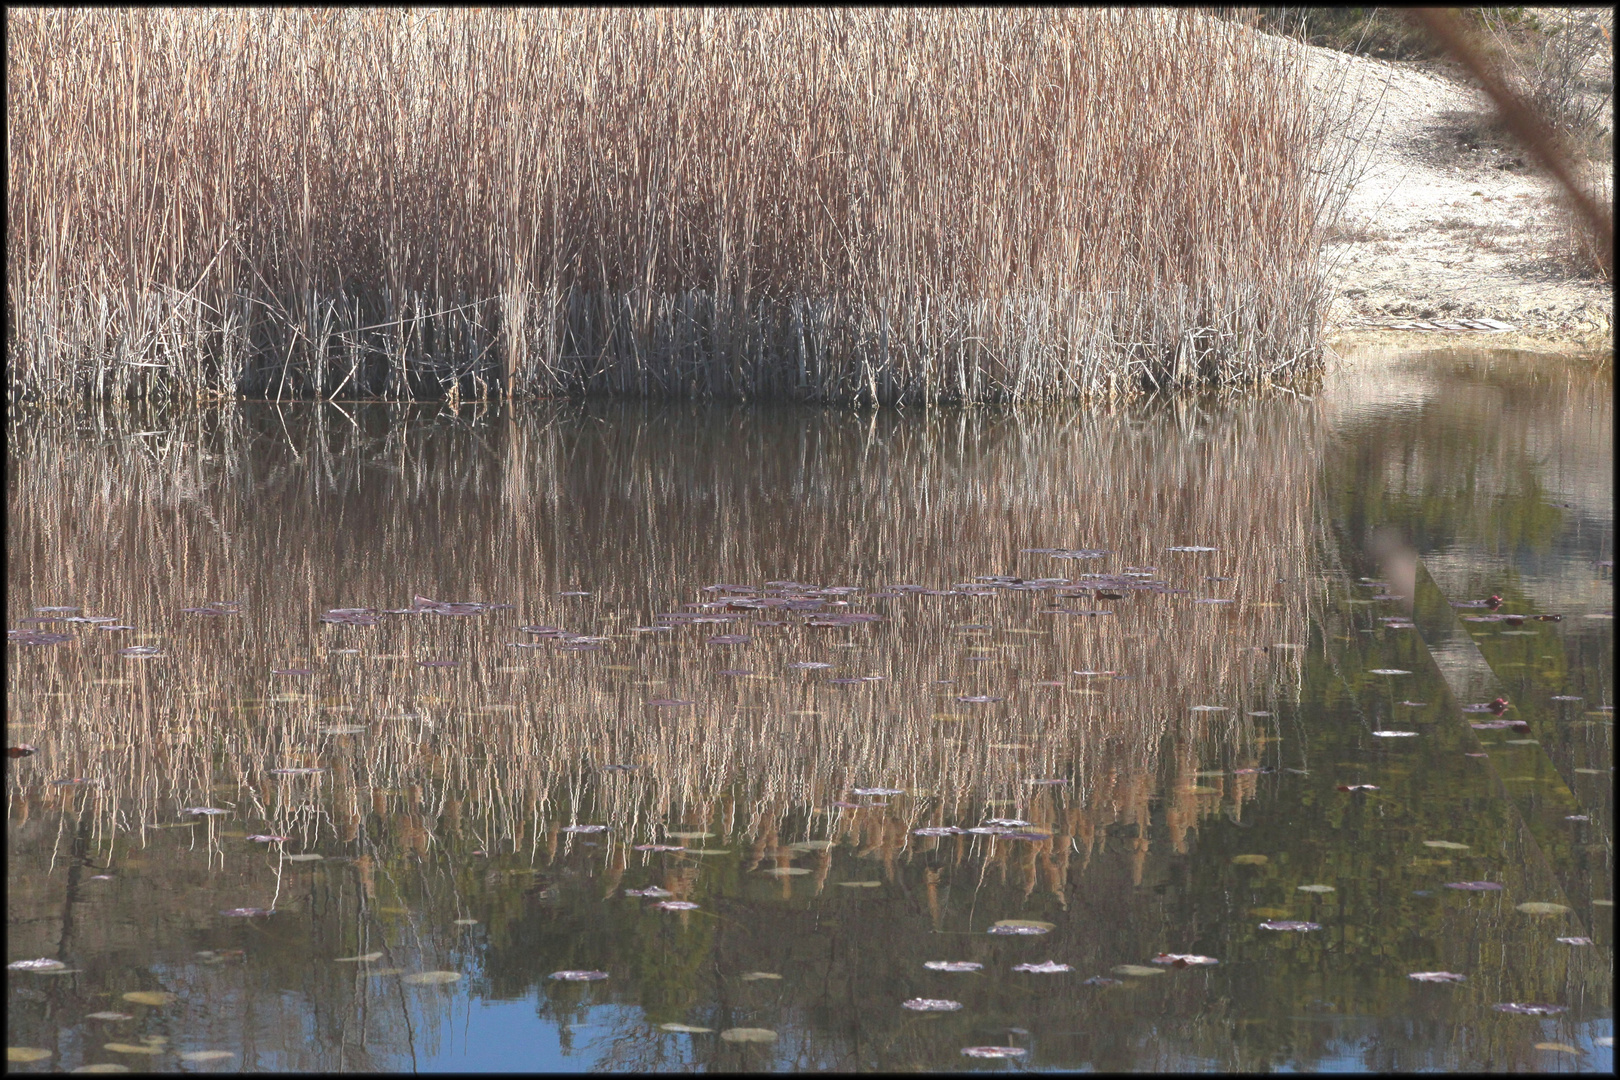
[84,1012,134,1021]
[902,998,964,1011]
[665,831,714,840]
[1368,669,1412,675]
[178,1051,236,1062]
[1151,954,1219,966]
[334,953,384,963]
[924,961,983,972]
[660,1023,714,1034]
[1443,881,1503,891]
[739,972,782,981]
[1515,902,1570,916]
[8,958,67,972]
[7,1049,52,1063]
[1258,920,1321,931]
[550,970,609,981]
[70,1066,130,1074]
[989,919,1053,935]
[1422,840,1470,850]
[121,991,177,1006]
[1408,972,1467,982]
[962,1046,1027,1059]
[103,1043,164,1055]
[1297,884,1336,894]
[654,900,700,911]
[1112,964,1165,977]
[1012,960,1072,973]
[719,1028,777,1043]
[1231,854,1269,866]
[1493,1003,1566,1015]
[402,971,462,985]
[838,880,883,888]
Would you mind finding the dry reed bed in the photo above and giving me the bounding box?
[7,8,1347,404]
[8,399,1319,874]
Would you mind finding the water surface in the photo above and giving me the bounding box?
[6,347,1611,1071]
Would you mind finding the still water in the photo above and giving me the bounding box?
[6,347,1611,1072]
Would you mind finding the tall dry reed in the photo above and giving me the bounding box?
[8,8,1351,404]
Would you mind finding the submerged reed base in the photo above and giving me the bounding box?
[7,9,1350,404]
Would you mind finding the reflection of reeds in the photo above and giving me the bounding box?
[8,400,1318,891]
[7,9,1347,403]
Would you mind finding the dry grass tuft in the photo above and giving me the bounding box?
[8,9,1348,403]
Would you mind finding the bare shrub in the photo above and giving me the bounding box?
[7,9,1349,403]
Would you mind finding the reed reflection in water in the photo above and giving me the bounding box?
[8,398,1317,855]
[7,396,1322,1068]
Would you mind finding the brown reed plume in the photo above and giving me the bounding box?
[7,9,1352,404]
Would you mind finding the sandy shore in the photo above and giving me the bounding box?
[1303,30,1612,352]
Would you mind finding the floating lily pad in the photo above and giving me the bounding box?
[121,991,177,1006]
[1112,964,1165,977]
[739,972,782,981]
[719,1028,777,1043]
[7,1048,52,1062]
[839,880,883,888]
[683,848,731,856]
[665,831,714,840]
[402,971,462,985]
[177,1051,235,1062]
[902,998,964,1010]
[1258,921,1320,931]
[1515,902,1570,916]
[1535,1043,1582,1054]
[625,887,673,898]
[1409,972,1467,982]
[333,953,384,963]
[962,1046,1027,1058]
[654,900,700,911]
[285,854,323,863]
[1422,840,1470,850]
[8,958,67,971]
[1556,937,1593,945]
[924,961,983,972]
[73,1063,132,1073]
[550,970,609,981]
[758,867,809,877]
[1371,730,1418,737]
[1368,669,1412,676]
[851,787,903,796]
[1231,854,1269,866]
[1493,1003,1566,1015]
[452,919,478,926]
[1151,954,1219,966]
[660,1023,714,1034]
[1443,881,1503,891]
[1297,885,1336,894]
[103,1043,163,1055]
[84,1012,134,1021]
[989,919,1053,935]
[789,840,835,852]
[1012,960,1072,973]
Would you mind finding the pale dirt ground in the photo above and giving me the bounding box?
[1299,21,1613,353]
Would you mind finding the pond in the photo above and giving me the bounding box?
[6,346,1611,1072]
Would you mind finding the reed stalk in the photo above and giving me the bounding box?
[8,9,1351,404]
